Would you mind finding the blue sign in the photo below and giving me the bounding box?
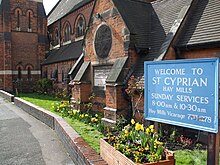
[144,58,219,133]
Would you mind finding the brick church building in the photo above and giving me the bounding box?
[68,0,220,123]
[0,0,47,92]
[42,0,93,91]
[1,0,220,124]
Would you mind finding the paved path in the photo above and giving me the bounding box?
[0,96,75,165]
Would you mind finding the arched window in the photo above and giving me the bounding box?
[54,29,60,46]
[62,70,64,82]
[76,17,85,38]
[43,70,48,78]
[15,9,21,31]
[64,23,71,42]
[18,67,22,80]
[28,12,31,30]
[17,10,20,29]
[27,10,33,32]
[27,67,31,80]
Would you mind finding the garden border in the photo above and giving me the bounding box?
[0,90,107,165]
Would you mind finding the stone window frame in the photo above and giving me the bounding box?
[74,14,86,40]
[43,68,48,79]
[25,64,34,81]
[63,21,71,43]
[14,8,22,31]
[51,69,58,81]
[94,23,113,59]
[26,9,34,32]
[63,68,70,83]
[54,28,60,46]
[16,64,24,81]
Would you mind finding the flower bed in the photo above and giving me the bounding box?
[101,120,175,164]
[100,138,174,165]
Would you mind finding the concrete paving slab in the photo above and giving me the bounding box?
[0,97,75,165]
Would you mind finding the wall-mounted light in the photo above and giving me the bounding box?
[95,13,102,20]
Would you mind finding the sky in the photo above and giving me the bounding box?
[43,0,59,15]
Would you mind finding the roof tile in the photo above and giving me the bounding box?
[177,0,220,47]
[42,40,83,65]
[48,0,92,25]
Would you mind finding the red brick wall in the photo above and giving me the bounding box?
[164,47,219,60]
[180,48,220,59]
[10,0,38,32]
[42,60,76,90]
[71,83,92,110]
[48,1,93,47]
[163,47,176,60]
[85,0,126,62]
[46,1,93,94]
[0,0,47,92]
[75,0,137,116]
[11,32,38,69]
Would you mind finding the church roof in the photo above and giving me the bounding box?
[112,0,151,49]
[42,40,83,65]
[133,0,193,77]
[48,0,92,26]
[177,0,220,49]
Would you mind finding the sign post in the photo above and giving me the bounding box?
[144,58,219,164]
[207,133,216,164]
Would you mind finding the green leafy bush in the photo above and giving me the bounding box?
[35,78,53,95]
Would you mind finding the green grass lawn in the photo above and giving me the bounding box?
[175,149,207,165]
[65,118,104,153]
[18,93,60,114]
[19,93,219,163]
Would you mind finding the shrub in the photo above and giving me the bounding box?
[35,78,53,95]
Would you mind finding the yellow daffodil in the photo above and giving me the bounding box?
[155,140,163,145]
[145,146,149,151]
[135,123,141,131]
[145,128,150,134]
[140,124,144,131]
[149,125,154,129]
[124,130,129,135]
[73,110,77,115]
[135,157,139,163]
[135,123,144,131]
[131,119,135,125]
[151,128,154,133]
[91,117,98,122]
[95,114,98,118]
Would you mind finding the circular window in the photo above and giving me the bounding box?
[94,25,112,59]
